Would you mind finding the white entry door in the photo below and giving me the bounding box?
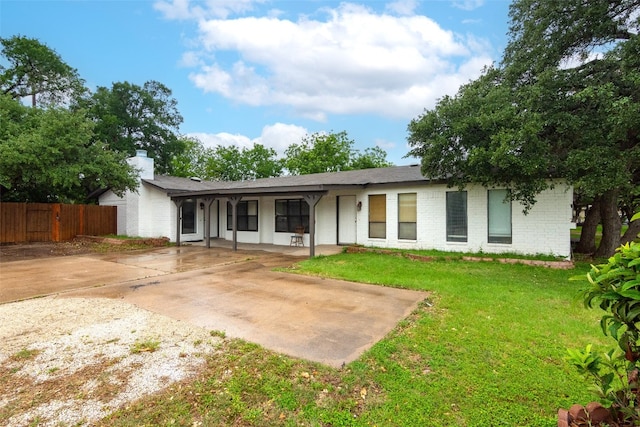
[338,195,357,245]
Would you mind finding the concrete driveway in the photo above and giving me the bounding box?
[0,246,426,367]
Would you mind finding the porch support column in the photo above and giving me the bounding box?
[303,194,323,257]
[228,196,242,251]
[203,197,215,249]
[173,199,184,247]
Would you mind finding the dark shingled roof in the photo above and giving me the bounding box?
[144,164,435,198]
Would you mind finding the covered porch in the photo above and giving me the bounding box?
[169,183,340,257]
[181,237,344,257]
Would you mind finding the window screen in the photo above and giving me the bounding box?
[446,191,467,242]
[488,189,512,244]
[369,194,386,238]
[275,199,309,233]
[226,200,258,231]
[398,193,417,240]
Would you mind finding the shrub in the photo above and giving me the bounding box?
[567,218,640,425]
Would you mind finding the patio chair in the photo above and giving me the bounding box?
[290,226,305,246]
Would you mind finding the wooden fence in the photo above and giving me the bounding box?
[0,203,117,243]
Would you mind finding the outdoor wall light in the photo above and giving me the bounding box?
[357,201,362,211]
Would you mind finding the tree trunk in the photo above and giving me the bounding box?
[621,218,640,245]
[574,199,601,254]
[594,190,622,259]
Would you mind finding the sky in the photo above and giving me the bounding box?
[0,0,512,166]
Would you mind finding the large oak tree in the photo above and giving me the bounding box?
[83,80,185,175]
[407,0,640,257]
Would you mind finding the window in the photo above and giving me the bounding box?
[275,199,309,233]
[488,189,512,244]
[446,191,467,242]
[369,194,386,238]
[398,193,417,240]
[181,199,196,234]
[226,200,258,231]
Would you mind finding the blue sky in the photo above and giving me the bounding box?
[1,0,511,165]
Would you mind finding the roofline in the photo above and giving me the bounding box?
[164,178,444,199]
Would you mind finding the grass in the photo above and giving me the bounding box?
[130,339,161,354]
[570,224,629,244]
[346,245,565,261]
[12,348,39,360]
[100,251,607,426]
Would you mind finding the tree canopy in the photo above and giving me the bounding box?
[83,80,184,175]
[285,131,392,175]
[0,94,138,203]
[174,131,392,182]
[206,143,283,181]
[0,35,86,107]
[407,0,640,257]
[172,141,284,182]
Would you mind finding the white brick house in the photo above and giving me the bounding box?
[99,151,574,258]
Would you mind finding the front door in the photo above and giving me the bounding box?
[338,195,357,245]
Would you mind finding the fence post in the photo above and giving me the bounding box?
[79,204,85,236]
[51,204,61,242]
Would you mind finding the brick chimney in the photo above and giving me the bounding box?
[128,150,154,180]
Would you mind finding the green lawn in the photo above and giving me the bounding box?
[104,252,607,427]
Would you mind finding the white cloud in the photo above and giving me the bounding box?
[452,0,484,11]
[161,1,494,121]
[154,0,264,20]
[385,0,418,16]
[189,122,308,156]
[178,51,203,67]
[374,138,396,150]
[190,131,252,149]
[256,123,308,154]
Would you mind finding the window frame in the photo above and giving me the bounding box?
[275,199,309,233]
[397,193,417,240]
[446,191,467,242]
[488,189,512,244]
[369,194,387,239]
[226,200,258,232]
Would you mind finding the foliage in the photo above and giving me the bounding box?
[0,94,138,202]
[407,67,553,212]
[350,146,393,170]
[205,143,284,181]
[83,80,184,174]
[285,131,355,175]
[0,35,86,107]
[172,140,284,181]
[175,132,392,181]
[130,339,161,354]
[406,0,640,256]
[569,222,640,423]
[285,131,392,175]
[168,136,210,179]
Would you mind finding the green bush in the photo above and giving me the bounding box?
[568,217,640,424]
